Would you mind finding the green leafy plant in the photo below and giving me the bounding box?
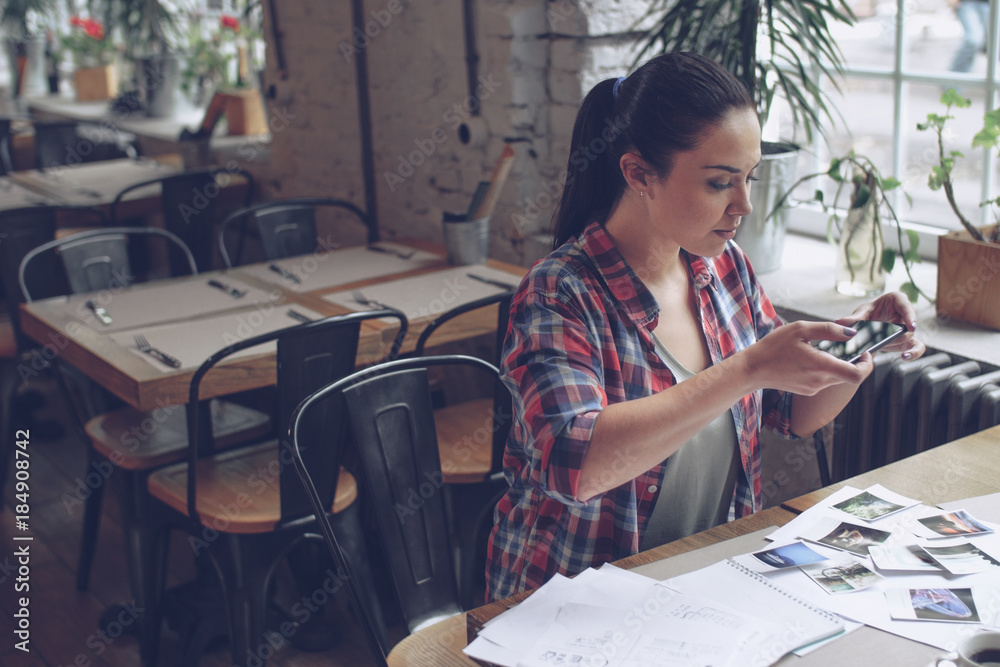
[180,15,239,95]
[0,0,57,38]
[99,0,184,57]
[632,0,856,144]
[919,89,1000,244]
[770,151,930,303]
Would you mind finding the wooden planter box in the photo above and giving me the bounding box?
[221,88,268,136]
[936,224,1000,331]
[74,64,118,102]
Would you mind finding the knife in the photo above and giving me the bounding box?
[269,263,302,284]
[286,309,313,323]
[467,273,517,290]
[208,279,246,298]
[86,300,113,325]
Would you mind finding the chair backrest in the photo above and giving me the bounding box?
[289,354,505,661]
[217,197,370,267]
[413,290,515,475]
[18,226,198,302]
[0,118,13,175]
[109,166,255,273]
[33,121,82,170]
[0,206,107,349]
[185,309,409,528]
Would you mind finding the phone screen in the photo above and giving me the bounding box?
[815,320,906,363]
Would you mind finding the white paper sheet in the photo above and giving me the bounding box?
[58,275,279,333]
[236,243,445,293]
[323,265,521,322]
[107,303,326,371]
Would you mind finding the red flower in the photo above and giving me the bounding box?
[220,15,240,32]
[83,19,104,40]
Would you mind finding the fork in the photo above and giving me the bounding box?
[352,290,389,310]
[134,334,181,368]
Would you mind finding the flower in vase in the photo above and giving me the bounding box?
[62,16,116,68]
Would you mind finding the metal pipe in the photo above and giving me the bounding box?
[352,0,380,242]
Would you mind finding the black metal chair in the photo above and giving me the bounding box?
[289,354,506,664]
[109,166,256,273]
[217,196,370,267]
[17,226,273,603]
[0,117,14,175]
[144,309,409,667]
[410,290,515,608]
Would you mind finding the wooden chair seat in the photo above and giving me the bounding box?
[435,397,495,484]
[0,316,16,359]
[148,440,358,534]
[87,399,272,471]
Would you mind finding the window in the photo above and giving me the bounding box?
[782,0,998,261]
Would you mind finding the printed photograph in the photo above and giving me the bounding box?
[802,559,884,595]
[815,521,893,557]
[752,541,829,569]
[921,542,1000,575]
[916,510,994,537]
[891,588,981,623]
[869,544,942,572]
[833,490,908,521]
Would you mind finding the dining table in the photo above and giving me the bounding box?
[386,423,1000,667]
[18,239,527,410]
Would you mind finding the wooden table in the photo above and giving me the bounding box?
[0,174,59,209]
[19,240,526,410]
[386,424,1000,666]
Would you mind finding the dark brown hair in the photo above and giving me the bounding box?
[551,52,755,248]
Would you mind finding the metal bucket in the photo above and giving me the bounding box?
[442,216,490,265]
[733,141,800,274]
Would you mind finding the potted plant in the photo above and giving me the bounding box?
[633,0,857,273]
[61,15,119,101]
[918,89,1000,331]
[1,0,57,97]
[100,0,185,117]
[769,151,930,304]
[180,10,265,135]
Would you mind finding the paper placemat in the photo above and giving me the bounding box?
[108,303,327,371]
[236,243,445,293]
[11,157,178,205]
[322,265,520,322]
[60,275,282,333]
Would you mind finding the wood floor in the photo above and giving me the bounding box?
[0,373,405,667]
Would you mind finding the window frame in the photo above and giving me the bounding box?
[786,0,1000,262]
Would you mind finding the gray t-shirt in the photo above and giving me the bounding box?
[639,332,740,551]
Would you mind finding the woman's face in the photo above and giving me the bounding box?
[647,107,762,257]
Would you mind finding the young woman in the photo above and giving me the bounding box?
[485,52,924,600]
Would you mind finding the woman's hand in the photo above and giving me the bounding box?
[743,320,870,396]
[835,291,926,360]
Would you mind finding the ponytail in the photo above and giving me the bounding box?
[551,78,624,249]
[550,52,755,249]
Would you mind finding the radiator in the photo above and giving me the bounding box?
[828,350,1000,483]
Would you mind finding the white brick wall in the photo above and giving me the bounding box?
[254,0,644,266]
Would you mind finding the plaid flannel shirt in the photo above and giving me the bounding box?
[485,221,794,600]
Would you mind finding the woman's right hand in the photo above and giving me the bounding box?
[742,320,870,395]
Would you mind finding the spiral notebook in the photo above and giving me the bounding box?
[664,558,845,656]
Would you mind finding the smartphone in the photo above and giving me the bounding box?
[814,320,906,364]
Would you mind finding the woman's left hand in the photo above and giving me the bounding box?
[835,291,925,360]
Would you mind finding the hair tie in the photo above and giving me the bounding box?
[612,76,625,101]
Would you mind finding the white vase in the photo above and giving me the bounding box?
[835,188,886,297]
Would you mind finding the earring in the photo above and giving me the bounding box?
[639,190,644,197]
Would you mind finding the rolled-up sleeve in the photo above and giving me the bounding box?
[502,287,609,505]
